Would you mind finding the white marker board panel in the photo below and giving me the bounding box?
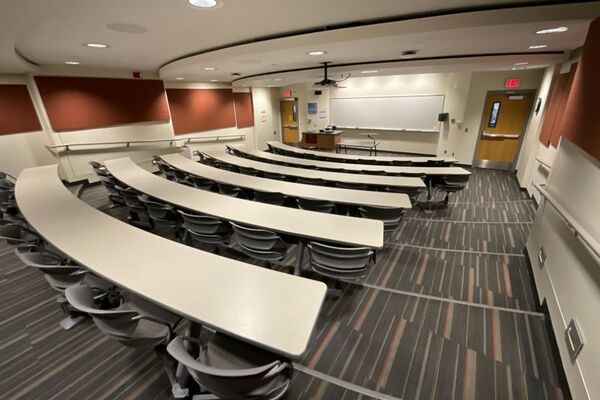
[330,95,445,132]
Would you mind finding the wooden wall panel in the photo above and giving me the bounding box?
[233,92,254,128]
[166,88,236,135]
[538,65,577,147]
[557,17,600,160]
[35,76,169,132]
[0,85,42,135]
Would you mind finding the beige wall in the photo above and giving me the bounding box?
[0,69,263,182]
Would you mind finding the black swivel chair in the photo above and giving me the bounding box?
[178,210,232,254]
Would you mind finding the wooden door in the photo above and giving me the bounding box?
[280,100,298,144]
[475,92,535,169]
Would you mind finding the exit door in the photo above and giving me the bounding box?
[280,99,299,144]
[474,91,535,170]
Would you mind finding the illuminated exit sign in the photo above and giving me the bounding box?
[283,89,292,97]
[505,78,520,88]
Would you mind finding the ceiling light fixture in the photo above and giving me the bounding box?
[175,77,184,80]
[529,44,548,49]
[400,50,419,59]
[361,70,378,74]
[65,61,80,65]
[210,79,219,82]
[188,0,219,8]
[204,67,217,71]
[514,62,529,65]
[274,78,283,81]
[307,51,327,56]
[536,26,568,34]
[84,43,109,48]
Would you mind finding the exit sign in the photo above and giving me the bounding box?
[283,89,292,97]
[505,78,520,88]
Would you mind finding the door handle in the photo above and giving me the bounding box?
[283,125,298,129]
[482,132,520,139]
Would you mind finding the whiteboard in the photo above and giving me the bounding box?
[330,95,445,132]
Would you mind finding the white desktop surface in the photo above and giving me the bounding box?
[105,157,384,248]
[238,148,471,176]
[15,165,327,358]
[268,141,458,163]
[162,153,412,209]
[204,151,426,189]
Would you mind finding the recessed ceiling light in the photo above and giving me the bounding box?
[511,67,517,70]
[210,79,219,82]
[400,50,419,59]
[361,70,378,74]
[307,51,327,56]
[274,78,283,81]
[188,0,219,8]
[204,67,217,71]
[84,43,109,48]
[529,45,548,49]
[536,26,568,35]
[514,62,529,65]
[65,61,80,65]
[175,77,184,80]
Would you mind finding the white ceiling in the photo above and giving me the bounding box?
[1,0,599,84]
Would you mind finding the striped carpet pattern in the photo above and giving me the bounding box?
[0,156,567,400]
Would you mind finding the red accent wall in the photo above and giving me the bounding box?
[166,88,236,135]
[538,65,578,146]
[557,17,600,160]
[35,76,169,132]
[233,92,254,128]
[0,85,42,135]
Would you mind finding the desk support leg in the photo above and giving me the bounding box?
[295,241,305,276]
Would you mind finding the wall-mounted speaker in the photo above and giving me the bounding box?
[438,112,449,122]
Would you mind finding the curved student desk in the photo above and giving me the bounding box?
[202,151,426,191]
[15,165,327,358]
[268,141,458,164]
[104,158,384,276]
[160,153,412,209]
[235,147,472,178]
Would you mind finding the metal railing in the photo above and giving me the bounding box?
[535,183,600,262]
[45,134,246,153]
[536,157,553,172]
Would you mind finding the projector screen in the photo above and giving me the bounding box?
[330,95,445,132]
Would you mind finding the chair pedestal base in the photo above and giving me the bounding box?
[59,315,85,330]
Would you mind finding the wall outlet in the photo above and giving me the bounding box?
[452,152,455,156]
[443,150,447,154]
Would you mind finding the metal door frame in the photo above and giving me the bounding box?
[472,89,537,170]
[279,97,300,143]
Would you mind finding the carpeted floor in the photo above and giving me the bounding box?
[0,153,567,400]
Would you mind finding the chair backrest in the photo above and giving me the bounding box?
[138,194,178,220]
[391,160,413,166]
[65,284,147,340]
[218,183,247,199]
[218,162,239,173]
[335,181,369,190]
[357,159,378,165]
[178,210,231,236]
[263,172,287,181]
[230,222,284,252]
[358,205,405,230]
[253,190,287,206]
[190,175,215,190]
[167,336,290,400]
[361,170,386,175]
[296,197,336,214]
[307,241,373,279]
[15,247,84,290]
[412,160,445,167]
[0,222,41,245]
[198,154,218,167]
[89,161,111,177]
[296,177,325,186]
[114,185,142,206]
[238,166,259,176]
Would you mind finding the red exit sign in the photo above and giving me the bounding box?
[283,89,292,97]
[505,78,520,88]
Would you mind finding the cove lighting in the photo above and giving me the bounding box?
[204,67,217,71]
[65,61,80,65]
[188,0,218,8]
[307,51,327,56]
[361,70,378,74]
[529,44,548,49]
[84,43,109,48]
[536,27,568,34]
[175,77,184,80]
